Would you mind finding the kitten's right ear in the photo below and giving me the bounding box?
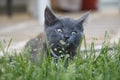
[77,12,90,24]
[45,6,57,26]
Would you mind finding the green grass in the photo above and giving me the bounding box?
[0,37,120,80]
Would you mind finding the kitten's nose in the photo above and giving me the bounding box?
[64,35,69,40]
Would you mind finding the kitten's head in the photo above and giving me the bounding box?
[44,7,89,58]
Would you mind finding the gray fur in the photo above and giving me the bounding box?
[25,7,89,60]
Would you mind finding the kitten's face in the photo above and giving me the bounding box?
[44,7,89,58]
[45,18,83,50]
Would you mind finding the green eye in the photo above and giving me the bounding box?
[71,31,76,35]
[56,29,62,33]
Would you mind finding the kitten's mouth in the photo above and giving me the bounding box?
[50,47,70,59]
[59,40,68,45]
[49,40,72,51]
[59,40,72,48]
[49,39,72,54]
[59,40,66,45]
[49,41,72,59]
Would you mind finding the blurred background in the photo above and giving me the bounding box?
[0,0,120,54]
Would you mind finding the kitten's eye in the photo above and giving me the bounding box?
[56,29,62,33]
[71,31,77,35]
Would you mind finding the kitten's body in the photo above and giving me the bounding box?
[25,7,89,61]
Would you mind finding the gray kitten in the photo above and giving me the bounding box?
[25,7,89,61]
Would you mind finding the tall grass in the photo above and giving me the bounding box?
[0,36,120,80]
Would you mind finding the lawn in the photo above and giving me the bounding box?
[0,36,120,80]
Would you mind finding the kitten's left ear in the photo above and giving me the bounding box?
[44,6,57,26]
[77,12,90,24]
